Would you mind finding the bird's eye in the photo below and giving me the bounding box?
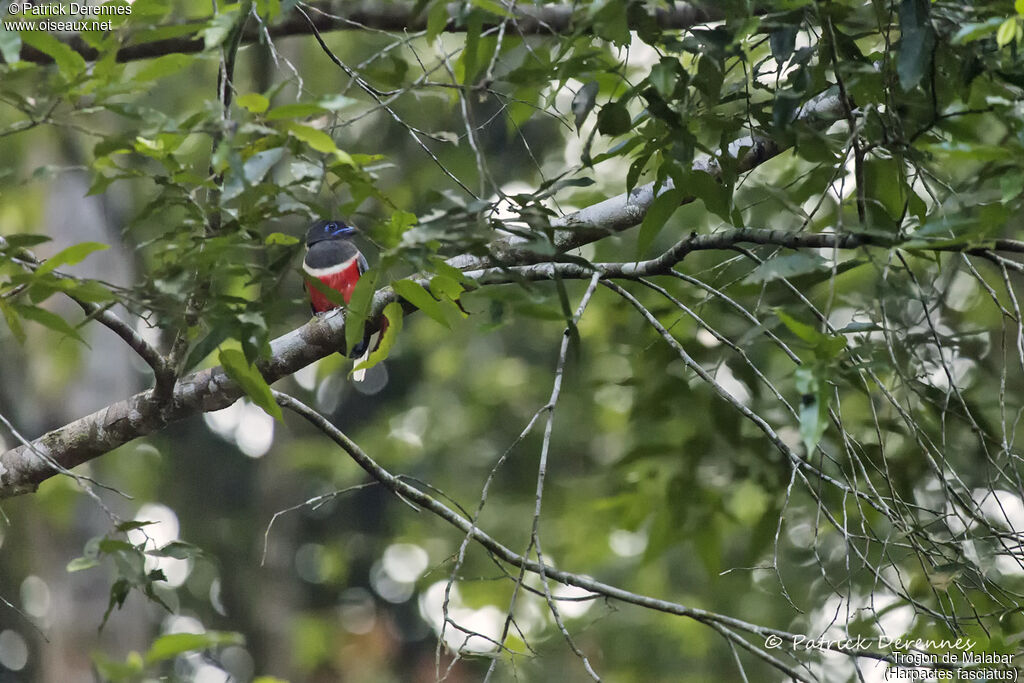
[326,222,338,231]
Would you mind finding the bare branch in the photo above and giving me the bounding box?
[490,272,602,681]
[9,1,720,65]
[270,390,903,669]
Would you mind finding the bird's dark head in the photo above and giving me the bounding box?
[305,219,357,246]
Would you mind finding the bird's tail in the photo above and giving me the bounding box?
[352,330,380,382]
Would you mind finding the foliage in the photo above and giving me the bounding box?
[1,0,1024,681]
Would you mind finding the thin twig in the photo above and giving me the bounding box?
[269,390,903,667]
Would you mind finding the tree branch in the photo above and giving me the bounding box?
[0,244,174,390]
[9,1,720,65]
[0,84,845,488]
[2,227,1023,497]
[490,272,602,681]
[448,90,848,271]
[78,300,175,392]
[270,390,903,673]
[0,303,354,496]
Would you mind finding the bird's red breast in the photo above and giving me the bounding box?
[304,256,361,313]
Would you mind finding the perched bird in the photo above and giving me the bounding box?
[302,219,382,381]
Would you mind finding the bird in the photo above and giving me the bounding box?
[302,219,383,381]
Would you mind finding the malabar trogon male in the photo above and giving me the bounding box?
[303,219,384,381]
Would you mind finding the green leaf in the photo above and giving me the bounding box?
[66,556,100,572]
[0,25,21,65]
[92,651,145,680]
[304,275,348,310]
[863,155,907,223]
[286,124,354,165]
[693,55,723,106]
[430,259,473,288]
[637,189,683,257]
[468,0,513,17]
[1001,171,1024,204]
[429,274,465,304]
[148,540,202,560]
[144,631,244,664]
[237,93,270,113]
[265,232,299,245]
[255,0,279,21]
[183,325,231,372]
[589,0,630,46]
[770,26,797,65]
[132,54,191,82]
[775,310,847,360]
[377,210,418,248]
[951,18,1003,45]
[318,94,356,111]
[392,280,451,328]
[597,102,631,136]
[98,538,136,554]
[0,299,24,345]
[0,233,50,250]
[20,31,86,77]
[14,305,86,344]
[426,0,449,42]
[344,269,380,354]
[100,578,131,630]
[776,309,824,345]
[68,280,116,304]
[897,0,935,91]
[266,102,329,121]
[572,81,599,130]
[353,301,403,373]
[25,278,59,305]
[996,18,1020,48]
[202,9,239,50]
[795,366,828,455]
[675,169,731,224]
[218,349,283,422]
[745,252,828,284]
[649,59,678,99]
[115,520,157,533]
[36,242,109,275]
[243,147,284,184]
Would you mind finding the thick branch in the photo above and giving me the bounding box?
[2,227,1021,497]
[0,303,363,496]
[10,1,719,65]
